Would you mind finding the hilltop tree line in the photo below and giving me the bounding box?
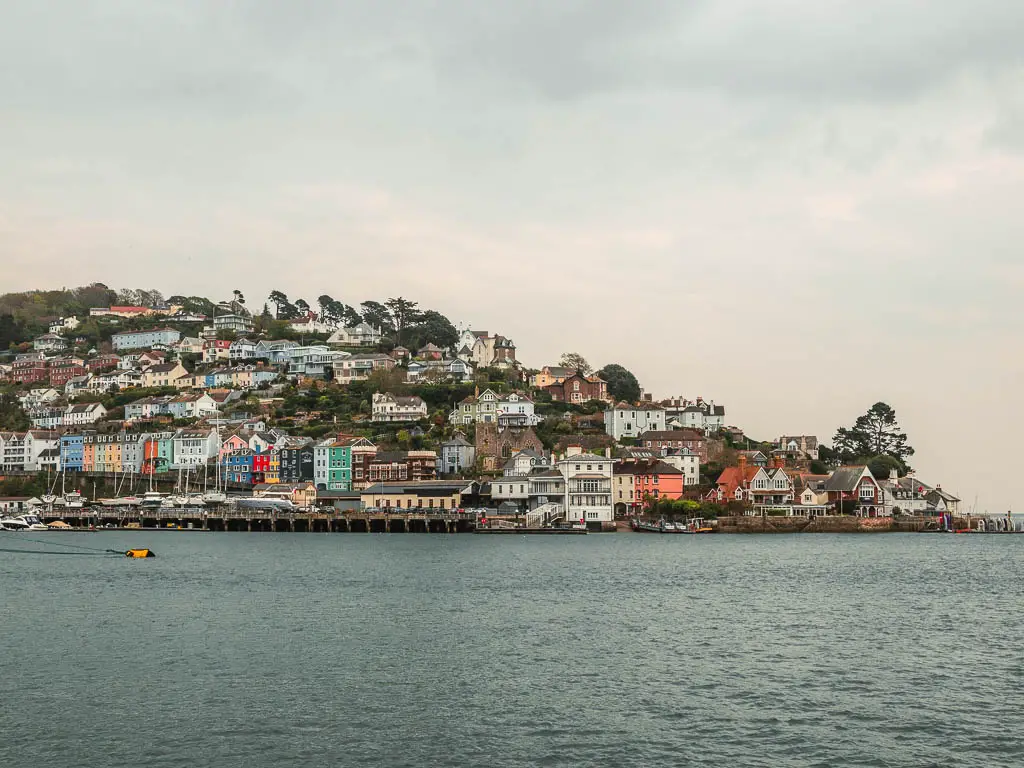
[263,291,459,350]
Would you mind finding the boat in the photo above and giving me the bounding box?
[0,515,29,530]
[20,514,49,531]
[140,490,166,509]
[62,490,85,509]
[678,518,714,534]
[47,520,72,530]
[236,497,296,512]
[0,514,48,531]
[631,518,681,533]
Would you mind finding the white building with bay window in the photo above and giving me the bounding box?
[557,451,614,527]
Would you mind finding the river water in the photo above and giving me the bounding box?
[1,532,1021,767]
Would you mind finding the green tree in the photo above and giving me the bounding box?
[834,402,914,464]
[559,352,592,375]
[268,291,290,319]
[0,391,31,430]
[384,297,421,345]
[868,454,905,480]
[809,460,830,475]
[597,363,641,403]
[405,310,459,351]
[360,301,394,334]
[0,313,26,348]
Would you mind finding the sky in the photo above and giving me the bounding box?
[2,1,1022,512]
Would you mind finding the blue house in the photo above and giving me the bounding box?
[60,434,85,472]
[224,452,254,486]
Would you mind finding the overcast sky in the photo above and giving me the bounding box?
[2,1,1022,511]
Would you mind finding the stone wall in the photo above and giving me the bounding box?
[713,515,962,534]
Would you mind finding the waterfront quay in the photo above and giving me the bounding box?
[43,506,479,533]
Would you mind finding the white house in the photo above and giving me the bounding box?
[171,428,221,469]
[33,333,68,353]
[289,314,338,335]
[19,388,61,409]
[659,447,700,486]
[63,402,107,426]
[213,313,254,334]
[332,353,396,384]
[167,392,218,420]
[229,338,258,362]
[661,397,725,434]
[286,346,345,378]
[29,408,65,429]
[438,435,475,476]
[879,470,933,515]
[0,430,60,472]
[112,328,182,351]
[604,403,667,441]
[372,393,428,422]
[64,374,93,398]
[48,316,80,334]
[459,329,517,368]
[327,323,383,347]
[406,358,474,383]
[557,450,615,527]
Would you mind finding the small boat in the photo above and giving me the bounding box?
[631,518,680,533]
[63,490,85,509]
[47,520,73,530]
[678,518,714,534]
[0,514,48,531]
[140,490,166,509]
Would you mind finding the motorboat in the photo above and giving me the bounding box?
[63,490,85,509]
[20,514,50,531]
[98,496,142,507]
[201,490,227,505]
[140,490,166,509]
[236,497,296,512]
[0,514,48,531]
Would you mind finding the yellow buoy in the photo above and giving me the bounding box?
[125,548,155,558]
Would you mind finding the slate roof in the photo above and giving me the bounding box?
[824,466,872,492]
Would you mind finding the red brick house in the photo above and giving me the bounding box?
[12,357,50,385]
[48,357,88,387]
[640,429,708,463]
[546,372,610,404]
[824,466,885,517]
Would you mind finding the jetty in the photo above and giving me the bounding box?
[42,506,479,533]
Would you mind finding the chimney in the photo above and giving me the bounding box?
[605,446,612,458]
[738,454,747,473]
[889,468,898,481]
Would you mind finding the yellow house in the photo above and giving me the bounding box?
[141,362,189,388]
[529,366,571,389]
[360,481,473,511]
[264,451,281,484]
[231,368,254,389]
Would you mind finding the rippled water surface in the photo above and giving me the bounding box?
[2,532,1022,767]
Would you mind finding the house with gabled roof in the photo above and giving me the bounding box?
[708,455,794,506]
[327,323,383,347]
[824,466,884,516]
[371,393,427,422]
[604,402,667,441]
